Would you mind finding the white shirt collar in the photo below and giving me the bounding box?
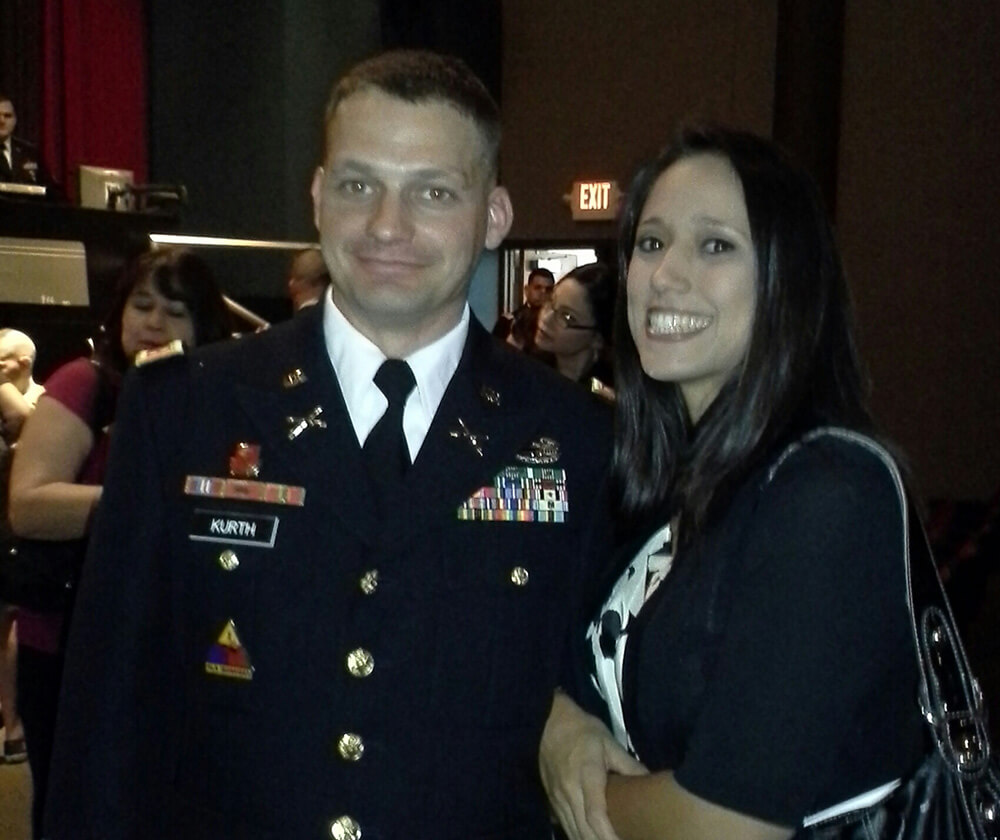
[322,287,469,459]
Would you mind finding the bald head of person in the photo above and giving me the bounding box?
[0,328,37,394]
[287,248,331,312]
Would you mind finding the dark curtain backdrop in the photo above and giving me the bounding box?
[0,0,147,199]
[0,1,44,144]
[40,0,147,200]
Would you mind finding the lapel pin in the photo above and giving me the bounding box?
[229,442,261,478]
[283,368,307,388]
[286,405,327,440]
[515,436,561,465]
[449,417,489,457]
[479,385,501,407]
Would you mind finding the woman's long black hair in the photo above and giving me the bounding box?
[611,126,873,538]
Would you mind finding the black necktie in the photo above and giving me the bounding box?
[364,360,416,491]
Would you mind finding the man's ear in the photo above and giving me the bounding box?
[484,186,513,250]
[309,167,325,231]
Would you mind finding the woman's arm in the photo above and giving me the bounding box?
[541,691,793,840]
[540,690,646,840]
[0,381,33,439]
[606,772,793,840]
[9,395,100,539]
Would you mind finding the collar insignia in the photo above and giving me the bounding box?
[286,405,326,440]
[449,417,489,457]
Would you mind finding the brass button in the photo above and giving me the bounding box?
[346,648,374,677]
[329,814,361,840]
[218,549,239,571]
[337,732,365,761]
[510,566,529,586]
[359,569,379,595]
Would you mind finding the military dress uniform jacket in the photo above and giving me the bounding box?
[0,137,51,185]
[45,304,614,840]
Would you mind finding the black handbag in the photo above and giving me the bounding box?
[0,536,87,612]
[793,428,1000,840]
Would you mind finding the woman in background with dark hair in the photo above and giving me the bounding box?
[534,261,616,389]
[539,127,924,839]
[8,247,232,840]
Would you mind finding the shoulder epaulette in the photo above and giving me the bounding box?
[135,339,185,367]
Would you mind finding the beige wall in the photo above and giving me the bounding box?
[501,1,999,499]
[501,0,777,241]
[836,3,1000,499]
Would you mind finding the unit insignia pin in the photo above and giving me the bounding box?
[449,417,489,457]
[204,618,254,680]
[515,436,561,465]
[283,368,307,388]
[229,442,261,478]
[286,405,327,440]
[479,385,501,407]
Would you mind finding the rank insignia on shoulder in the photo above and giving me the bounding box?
[457,465,568,523]
[204,618,254,680]
[134,339,185,367]
[515,436,560,465]
[589,377,616,404]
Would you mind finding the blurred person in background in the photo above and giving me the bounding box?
[534,262,616,391]
[287,247,331,313]
[0,327,46,765]
[8,248,232,840]
[494,266,554,351]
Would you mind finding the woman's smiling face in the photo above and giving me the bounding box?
[626,153,756,422]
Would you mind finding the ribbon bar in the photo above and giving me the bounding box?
[184,475,306,507]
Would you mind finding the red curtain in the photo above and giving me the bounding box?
[40,0,147,202]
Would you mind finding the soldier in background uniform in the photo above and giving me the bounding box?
[44,50,614,839]
[0,95,55,189]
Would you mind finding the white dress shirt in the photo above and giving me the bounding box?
[322,288,469,462]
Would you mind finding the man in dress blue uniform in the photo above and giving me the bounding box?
[44,50,613,839]
[0,95,54,189]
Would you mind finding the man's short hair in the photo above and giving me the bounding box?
[527,268,555,285]
[322,49,501,178]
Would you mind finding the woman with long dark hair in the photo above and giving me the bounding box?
[539,127,924,839]
[8,247,231,839]
[534,261,616,388]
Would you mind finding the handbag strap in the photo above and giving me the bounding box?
[774,427,992,780]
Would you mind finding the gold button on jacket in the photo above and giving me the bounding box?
[345,648,374,677]
[337,732,365,761]
[329,814,361,840]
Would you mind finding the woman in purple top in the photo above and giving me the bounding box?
[9,247,231,840]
